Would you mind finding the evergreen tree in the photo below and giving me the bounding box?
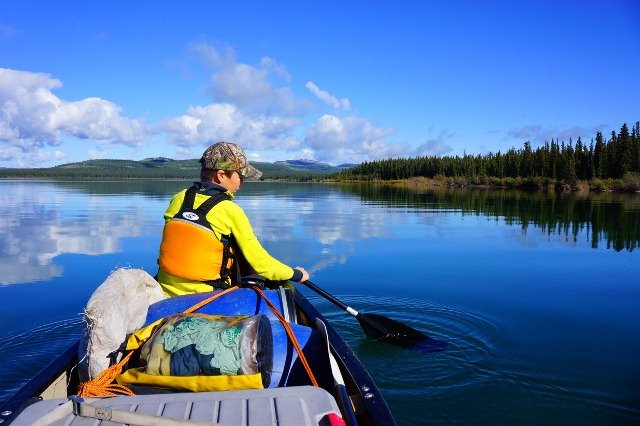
[521,141,534,177]
[608,130,624,178]
[620,123,635,175]
[633,122,640,173]
[593,132,606,178]
[549,139,560,179]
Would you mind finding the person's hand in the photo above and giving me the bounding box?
[294,266,309,282]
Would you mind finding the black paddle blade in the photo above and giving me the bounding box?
[357,313,426,341]
[357,313,448,352]
[299,281,447,352]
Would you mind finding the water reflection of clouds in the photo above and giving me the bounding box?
[239,193,400,274]
[0,183,157,285]
[243,194,396,244]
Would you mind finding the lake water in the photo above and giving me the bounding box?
[0,179,638,425]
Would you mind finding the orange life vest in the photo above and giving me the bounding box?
[158,187,234,283]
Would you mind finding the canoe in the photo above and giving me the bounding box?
[0,280,396,426]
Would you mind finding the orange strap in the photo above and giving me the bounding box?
[183,286,240,314]
[251,285,318,387]
[77,287,240,397]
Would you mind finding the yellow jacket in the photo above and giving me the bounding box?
[157,182,296,296]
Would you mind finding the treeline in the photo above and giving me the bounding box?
[335,122,640,189]
[0,159,198,179]
[0,158,332,181]
[0,168,194,179]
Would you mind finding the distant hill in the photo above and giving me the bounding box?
[336,163,358,169]
[274,159,345,172]
[277,159,356,170]
[0,157,348,180]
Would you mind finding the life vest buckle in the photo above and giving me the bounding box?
[203,279,231,289]
[241,274,267,289]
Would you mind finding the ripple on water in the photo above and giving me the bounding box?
[309,294,500,390]
[0,318,83,404]
[306,294,640,425]
[307,294,515,423]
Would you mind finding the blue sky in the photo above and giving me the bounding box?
[1,1,639,167]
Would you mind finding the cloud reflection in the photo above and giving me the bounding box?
[0,181,157,285]
[2,181,389,285]
[5,180,632,288]
[238,190,400,274]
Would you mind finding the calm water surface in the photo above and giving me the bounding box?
[0,179,638,425]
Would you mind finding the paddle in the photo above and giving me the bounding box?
[301,280,447,351]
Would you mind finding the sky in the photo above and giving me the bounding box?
[1,1,639,168]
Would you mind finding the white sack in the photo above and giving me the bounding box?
[78,268,166,381]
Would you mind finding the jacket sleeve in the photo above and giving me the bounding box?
[212,200,295,281]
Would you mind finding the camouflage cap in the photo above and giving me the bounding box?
[199,141,262,179]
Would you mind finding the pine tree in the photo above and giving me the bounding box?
[521,141,534,177]
[593,132,606,178]
[620,123,634,175]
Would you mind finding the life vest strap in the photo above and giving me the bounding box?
[181,186,230,220]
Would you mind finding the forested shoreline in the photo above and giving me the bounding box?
[2,121,638,191]
[0,159,333,181]
[335,122,640,192]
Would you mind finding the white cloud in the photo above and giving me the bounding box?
[188,42,306,117]
[413,130,454,156]
[507,124,608,146]
[54,98,146,145]
[165,46,372,162]
[212,62,273,105]
[188,41,230,69]
[175,146,195,158]
[305,114,403,163]
[160,103,301,151]
[0,145,65,167]
[178,46,394,163]
[305,82,350,111]
[1,44,434,167]
[261,57,291,81]
[0,68,148,164]
[88,149,107,160]
[0,68,62,146]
